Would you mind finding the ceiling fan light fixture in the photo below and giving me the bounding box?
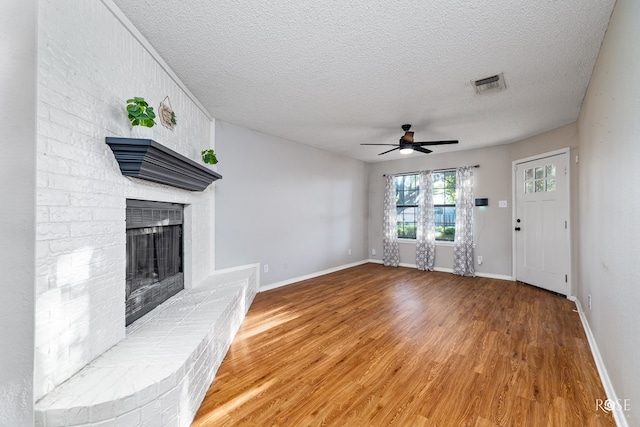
[360,124,458,156]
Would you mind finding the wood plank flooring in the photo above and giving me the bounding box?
[192,263,615,426]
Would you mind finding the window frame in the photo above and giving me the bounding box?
[393,170,457,243]
[432,170,457,242]
[395,174,419,239]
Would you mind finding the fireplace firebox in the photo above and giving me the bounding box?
[126,200,184,326]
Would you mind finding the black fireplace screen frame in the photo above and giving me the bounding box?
[125,200,184,326]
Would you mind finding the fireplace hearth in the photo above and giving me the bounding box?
[126,200,184,325]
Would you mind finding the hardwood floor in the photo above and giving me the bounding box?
[192,263,615,426]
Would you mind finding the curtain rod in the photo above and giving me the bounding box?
[383,164,480,177]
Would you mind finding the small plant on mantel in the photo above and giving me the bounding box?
[126,97,156,128]
[201,149,218,165]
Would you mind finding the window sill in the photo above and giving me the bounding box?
[397,239,454,247]
[398,238,416,244]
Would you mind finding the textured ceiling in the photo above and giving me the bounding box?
[111,0,615,162]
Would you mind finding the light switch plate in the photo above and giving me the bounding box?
[498,200,508,208]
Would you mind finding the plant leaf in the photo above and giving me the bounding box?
[201,149,218,164]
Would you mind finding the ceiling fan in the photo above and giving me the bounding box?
[361,124,458,156]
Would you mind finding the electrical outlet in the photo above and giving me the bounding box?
[498,200,508,208]
[588,294,592,310]
[371,248,376,256]
[263,264,269,273]
[477,255,483,265]
[348,248,352,256]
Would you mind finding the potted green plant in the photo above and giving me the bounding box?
[126,97,156,138]
[201,149,218,170]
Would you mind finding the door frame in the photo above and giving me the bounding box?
[511,147,572,297]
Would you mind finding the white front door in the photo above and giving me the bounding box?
[514,151,569,295]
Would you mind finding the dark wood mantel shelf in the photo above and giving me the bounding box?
[105,137,221,191]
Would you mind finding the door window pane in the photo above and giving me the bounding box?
[545,164,556,177]
[524,164,557,193]
[546,178,556,192]
[525,181,534,193]
[525,168,534,180]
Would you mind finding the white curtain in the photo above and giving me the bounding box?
[416,170,435,271]
[453,166,475,276]
[382,174,400,267]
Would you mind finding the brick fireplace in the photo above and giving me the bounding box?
[31,1,261,425]
[35,0,217,403]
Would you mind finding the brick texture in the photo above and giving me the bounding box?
[35,267,258,427]
[36,0,215,404]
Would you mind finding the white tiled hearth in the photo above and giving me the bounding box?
[35,266,258,427]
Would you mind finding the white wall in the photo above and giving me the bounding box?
[214,121,369,286]
[0,1,36,425]
[35,0,215,400]
[367,123,578,280]
[577,0,640,423]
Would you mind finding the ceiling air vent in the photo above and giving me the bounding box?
[473,72,506,94]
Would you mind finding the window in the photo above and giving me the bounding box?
[394,170,457,241]
[524,164,556,193]
[395,174,418,238]
[433,171,456,241]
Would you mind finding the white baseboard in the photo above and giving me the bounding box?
[475,272,515,281]
[259,260,370,292]
[570,297,628,427]
[367,259,514,281]
[368,259,441,271]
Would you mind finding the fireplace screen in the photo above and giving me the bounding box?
[126,200,184,326]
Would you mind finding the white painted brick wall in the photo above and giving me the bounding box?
[36,0,215,400]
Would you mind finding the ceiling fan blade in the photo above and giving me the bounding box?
[378,147,400,155]
[414,140,459,146]
[360,143,400,146]
[413,146,433,154]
